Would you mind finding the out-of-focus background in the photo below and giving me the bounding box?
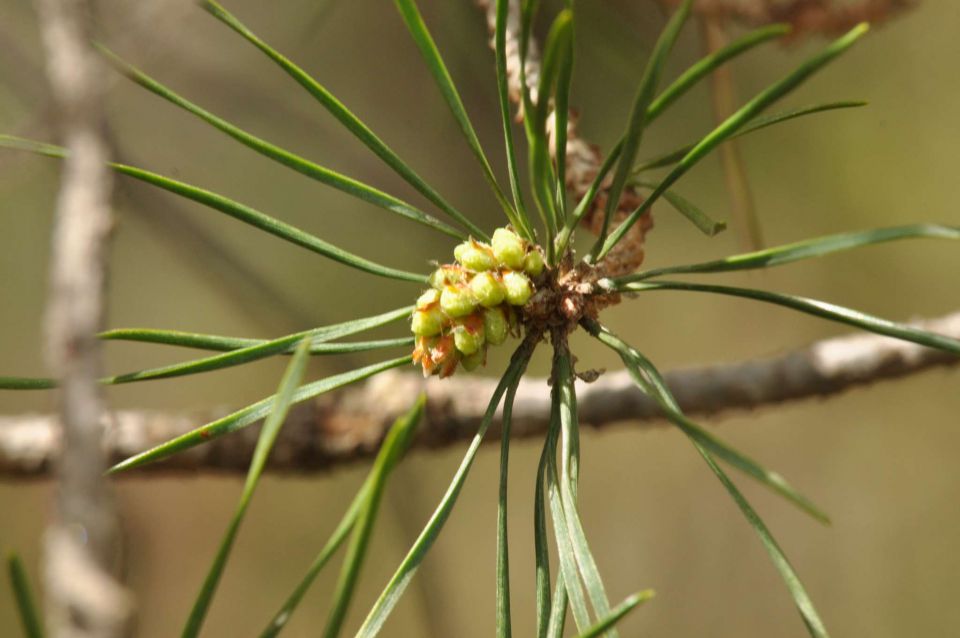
[2,1,958,635]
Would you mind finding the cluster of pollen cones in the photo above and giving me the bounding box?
[412,228,545,377]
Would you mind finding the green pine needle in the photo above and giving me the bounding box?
[694,447,830,638]
[6,552,44,638]
[181,339,312,638]
[99,46,466,241]
[493,0,535,241]
[5,308,414,391]
[109,356,411,473]
[589,324,830,637]
[598,24,869,260]
[100,330,412,356]
[555,145,621,257]
[616,280,960,355]
[393,0,517,230]
[200,0,486,239]
[525,9,573,255]
[554,351,617,633]
[544,413,592,632]
[552,12,575,221]
[101,307,414,385]
[261,481,372,637]
[591,0,693,259]
[320,396,426,638]
[647,23,791,120]
[632,181,727,236]
[0,135,428,284]
[534,412,555,637]
[353,338,536,637]
[496,378,521,638]
[556,22,789,256]
[589,322,830,524]
[633,101,867,173]
[573,591,654,638]
[2,338,411,391]
[621,224,960,281]
[545,574,569,638]
[0,377,57,390]
[99,305,412,352]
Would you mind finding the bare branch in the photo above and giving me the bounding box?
[3,312,957,478]
[33,0,134,634]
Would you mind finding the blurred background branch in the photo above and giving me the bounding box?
[3,311,957,478]
[32,0,134,634]
[699,14,764,250]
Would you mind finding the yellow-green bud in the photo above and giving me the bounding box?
[491,228,525,269]
[469,271,506,307]
[452,317,485,355]
[430,265,462,290]
[483,307,509,346]
[458,242,498,272]
[440,284,477,318]
[413,228,546,376]
[503,271,533,306]
[417,288,441,310]
[453,242,471,263]
[460,348,485,371]
[523,249,545,277]
[411,308,444,336]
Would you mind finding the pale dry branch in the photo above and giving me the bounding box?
[33,0,134,634]
[2,312,957,478]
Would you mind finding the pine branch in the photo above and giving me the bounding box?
[3,312,957,478]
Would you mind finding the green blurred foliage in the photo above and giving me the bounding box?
[1,1,958,636]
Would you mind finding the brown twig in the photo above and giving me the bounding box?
[3,311,957,478]
[33,0,134,634]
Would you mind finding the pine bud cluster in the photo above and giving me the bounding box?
[412,228,544,377]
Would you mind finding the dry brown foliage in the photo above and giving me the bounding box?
[654,0,917,38]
